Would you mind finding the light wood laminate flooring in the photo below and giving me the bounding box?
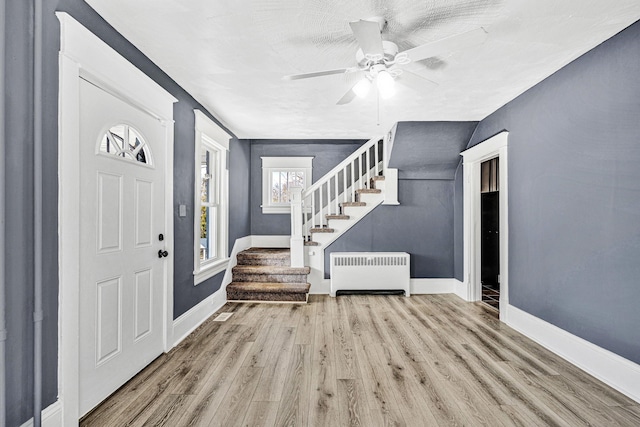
[81,294,640,426]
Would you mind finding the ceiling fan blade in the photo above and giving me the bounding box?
[401,27,488,63]
[336,86,358,105]
[283,68,356,81]
[349,20,384,56]
[397,70,438,96]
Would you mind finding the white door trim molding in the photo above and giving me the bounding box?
[461,131,509,322]
[57,13,177,425]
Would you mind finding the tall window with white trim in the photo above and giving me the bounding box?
[194,110,230,284]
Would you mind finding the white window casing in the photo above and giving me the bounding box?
[261,156,313,214]
[194,110,230,284]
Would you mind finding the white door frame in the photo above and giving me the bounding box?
[461,131,509,322]
[57,13,177,424]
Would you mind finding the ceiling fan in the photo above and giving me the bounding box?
[283,17,487,104]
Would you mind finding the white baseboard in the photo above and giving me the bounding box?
[410,278,457,294]
[172,288,226,348]
[309,279,330,294]
[221,235,253,289]
[506,304,640,404]
[20,400,62,427]
[454,279,468,301]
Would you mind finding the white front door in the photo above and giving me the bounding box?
[78,78,167,415]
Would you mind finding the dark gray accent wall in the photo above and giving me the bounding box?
[388,121,477,179]
[325,179,455,278]
[4,1,248,425]
[248,140,364,235]
[467,20,640,364]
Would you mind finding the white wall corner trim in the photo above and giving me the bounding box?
[506,304,640,404]
[410,278,457,294]
[172,289,227,348]
[20,401,62,427]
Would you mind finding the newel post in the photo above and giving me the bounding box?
[290,186,304,267]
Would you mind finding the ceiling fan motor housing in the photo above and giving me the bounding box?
[356,40,399,67]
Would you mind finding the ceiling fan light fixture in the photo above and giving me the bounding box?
[352,77,372,98]
[376,70,396,99]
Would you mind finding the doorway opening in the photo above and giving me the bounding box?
[480,157,500,310]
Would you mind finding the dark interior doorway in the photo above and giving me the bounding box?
[480,158,500,310]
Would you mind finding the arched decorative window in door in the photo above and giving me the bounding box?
[99,124,152,165]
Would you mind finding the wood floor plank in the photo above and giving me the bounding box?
[83,295,639,427]
[274,344,311,426]
[336,379,376,427]
[242,401,279,427]
[295,300,317,345]
[331,296,360,379]
[308,295,340,427]
[80,353,178,426]
[387,297,509,407]
[138,394,192,427]
[352,335,407,427]
[209,366,263,427]
[176,340,252,426]
[252,326,296,401]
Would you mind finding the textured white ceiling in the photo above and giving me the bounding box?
[86,0,640,139]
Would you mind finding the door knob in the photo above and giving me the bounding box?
[158,250,169,258]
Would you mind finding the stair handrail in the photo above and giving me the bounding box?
[302,136,384,198]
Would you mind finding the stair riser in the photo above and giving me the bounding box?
[236,256,290,267]
[233,273,308,283]
[227,291,308,302]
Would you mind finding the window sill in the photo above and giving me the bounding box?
[194,258,229,285]
[261,205,311,215]
[261,205,292,214]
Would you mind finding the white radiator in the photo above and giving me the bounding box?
[330,252,410,297]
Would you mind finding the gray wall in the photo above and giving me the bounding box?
[388,121,477,179]
[248,140,363,235]
[325,179,455,278]
[3,1,248,425]
[325,121,477,278]
[466,20,640,364]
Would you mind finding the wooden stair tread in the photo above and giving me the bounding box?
[304,241,320,246]
[310,227,335,233]
[372,175,385,181]
[356,188,381,194]
[326,214,350,220]
[227,282,310,294]
[232,265,311,275]
[340,201,366,207]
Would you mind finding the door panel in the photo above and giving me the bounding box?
[79,78,166,416]
[97,172,123,253]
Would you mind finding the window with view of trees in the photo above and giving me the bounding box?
[261,157,313,214]
[193,110,230,285]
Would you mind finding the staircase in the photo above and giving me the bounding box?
[226,248,311,302]
[287,136,399,292]
[304,175,386,246]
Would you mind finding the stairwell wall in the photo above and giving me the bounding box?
[247,139,364,235]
